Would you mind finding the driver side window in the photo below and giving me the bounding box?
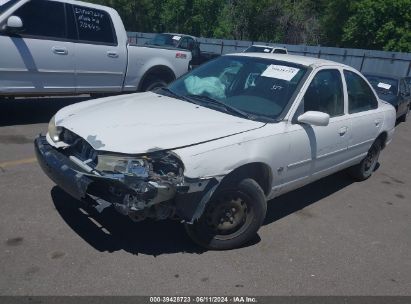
[303,69,344,117]
[12,0,67,39]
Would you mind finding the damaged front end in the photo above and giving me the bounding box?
[35,126,217,223]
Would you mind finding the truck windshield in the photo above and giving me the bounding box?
[244,46,274,53]
[167,55,307,122]
[0,0,19,16]
[365,75,398,96]
[147,34,180,47]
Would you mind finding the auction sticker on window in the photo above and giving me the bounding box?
[261,65,300,81]
[377,82,391,90]
[172,35,182,41]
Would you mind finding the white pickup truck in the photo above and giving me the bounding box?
[0,0,192,96]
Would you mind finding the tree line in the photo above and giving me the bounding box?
[89,0,411,52]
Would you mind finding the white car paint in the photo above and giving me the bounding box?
[54,92,265,153]
[50,53,397,202]
[0,0,191,95]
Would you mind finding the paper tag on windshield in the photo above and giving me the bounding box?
[172,35,182,41]
[377,82,391,90]
[263,49,271,53]
[261,65,299,81]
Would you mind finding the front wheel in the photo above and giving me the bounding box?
[185,178,267,250]
[348,139,382,181]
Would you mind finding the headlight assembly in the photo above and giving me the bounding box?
[96,155,150,178]
[95,152,184,183]
[48,115,63,142]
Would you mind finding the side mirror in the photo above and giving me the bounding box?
[6,16,23,32]
[297,111,330,126]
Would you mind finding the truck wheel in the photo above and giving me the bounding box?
[348,139,382,181]
[185,178,267,250]
[141,77,168,92]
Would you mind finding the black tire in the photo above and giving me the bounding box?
[185,178,267,250]
[141,77,168,92]
[399,104,410,123]
[348,139,382,181]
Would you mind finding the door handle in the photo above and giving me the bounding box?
[107,51,119,58]
[52,47,68,55]
[338,126,348,136]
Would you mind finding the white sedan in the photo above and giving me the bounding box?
[35,53,396,250]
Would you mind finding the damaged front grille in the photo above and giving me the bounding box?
[62,129,98,165]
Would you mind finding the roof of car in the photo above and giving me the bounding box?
[229,53,351,68]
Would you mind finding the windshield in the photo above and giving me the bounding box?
[147,34,180,47]
[365,75,398,96]
[0,0,19,16]
[166,55,308,122]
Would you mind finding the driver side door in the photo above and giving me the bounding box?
[281,68,350,192]
[0,0,75,94]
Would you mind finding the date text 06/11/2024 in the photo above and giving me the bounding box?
[149,296,258,303]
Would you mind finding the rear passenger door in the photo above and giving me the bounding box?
[0,0,75,94]
[343,70,383,161]
[68,4,127,93]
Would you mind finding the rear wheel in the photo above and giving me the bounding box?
[348,139,382,181]
[399,104,410,123]
[185,178,267,250]
[141,77,168,92]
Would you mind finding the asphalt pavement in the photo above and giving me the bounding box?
[0,96,410,295]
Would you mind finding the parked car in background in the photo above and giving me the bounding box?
[244,44,288,54]
[364,73,411,122]
[35,53,396,250]
[0,0,192,97]
[146,33,220,67]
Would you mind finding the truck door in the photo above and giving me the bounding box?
[0,0,75,95]
[68,4,127,93]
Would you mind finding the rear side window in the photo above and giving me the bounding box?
[72,5,117,45]
[344,70,378,113]
[13,0,66,39]
[304,69,344,117]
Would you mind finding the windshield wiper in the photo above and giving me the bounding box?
[156,88,201,105]
[184,94,252,119]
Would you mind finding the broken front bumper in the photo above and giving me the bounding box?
[35,136,218,222]
[35,136,91,201]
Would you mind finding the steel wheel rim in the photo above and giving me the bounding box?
[202,190,253,240]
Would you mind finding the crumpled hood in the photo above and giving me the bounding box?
[55,92,265,154]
